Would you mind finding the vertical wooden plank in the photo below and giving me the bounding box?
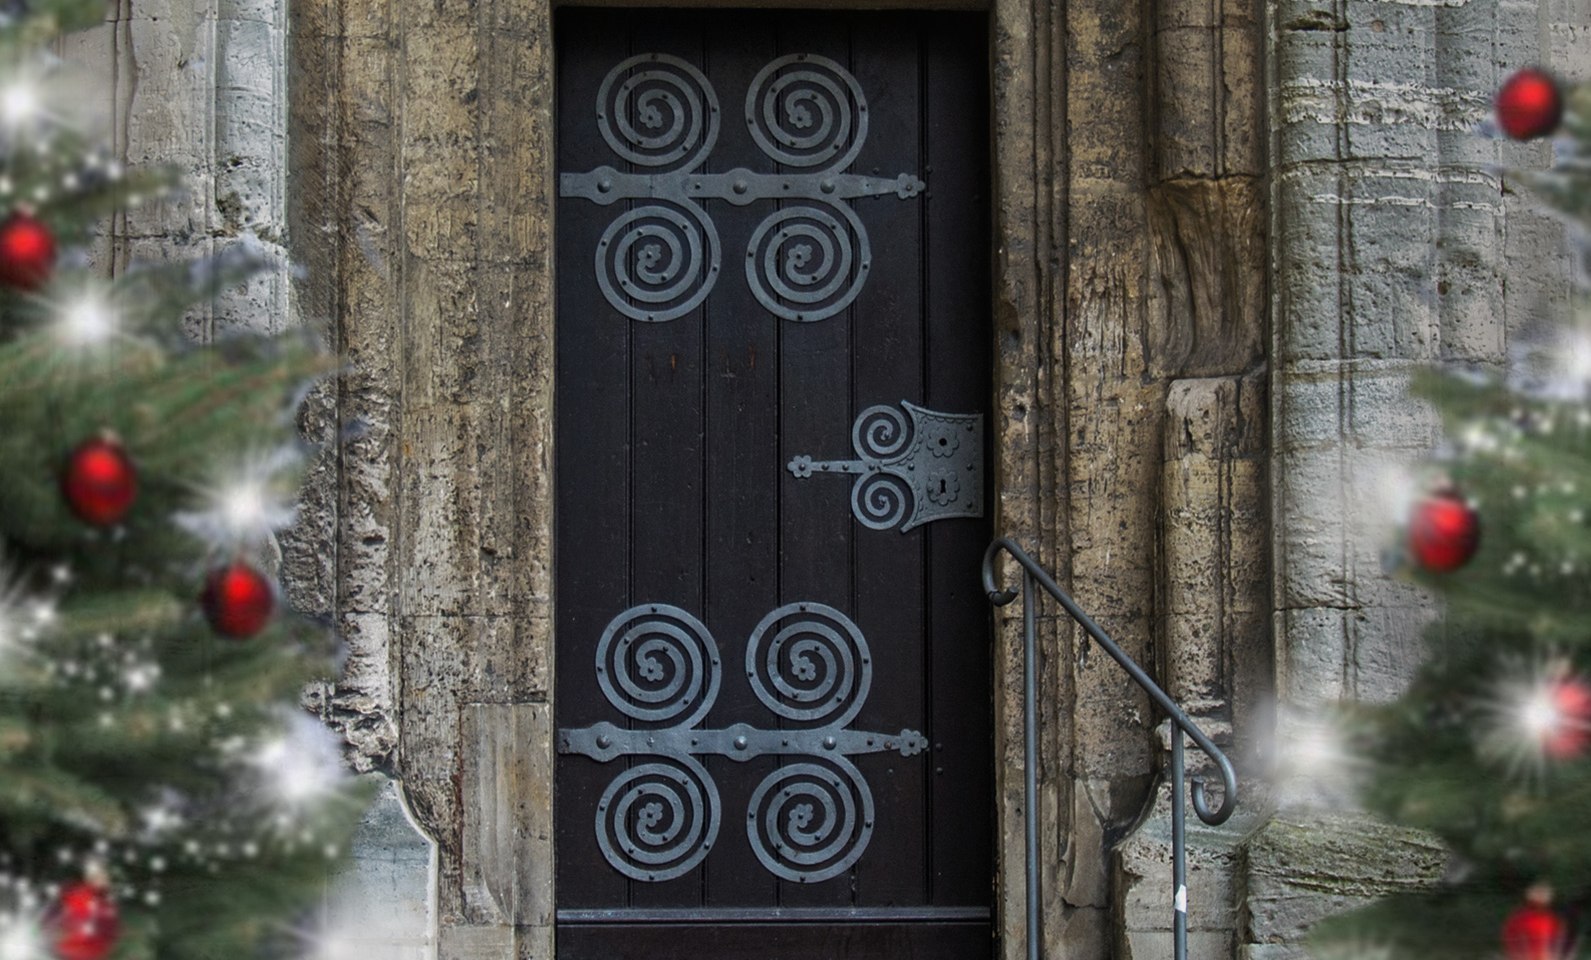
[623,8,712,912]
[847,10,928,909]
[771,8,865,911]
[922,11,995,908]
[701,8,783,912]
[553,7,633,912]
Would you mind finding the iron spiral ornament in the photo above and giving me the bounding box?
[746,758,875,883]
[788,401,984,533]
[850,472,914,531]
[848,404,916,528]
[595,603,721,726]
[596,756,721,882]
[595,203,720,323]
[853,404,913,459]
[596,53,720,169]
[745,204,869,323]
[745,53,868,170]
[745,602,871,727]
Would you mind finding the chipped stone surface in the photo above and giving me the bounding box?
[287,0,556,954]
[1112,777,1271,960]
[1244,813,1447,948]
[1162,375,1270,751]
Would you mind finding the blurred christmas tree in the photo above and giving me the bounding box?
[1314,69,1591,960]
[0,3,370,959]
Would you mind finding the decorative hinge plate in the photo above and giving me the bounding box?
[557,603,926,884]
[787,401,984,532]
[558,52,926,323]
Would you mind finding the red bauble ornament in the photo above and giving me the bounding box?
[60,435,137,527]
[201,561,276,638]
[0,211,56,290]
[1407,489,1481,573]
[1503,887,1570,960]
[1541,676,1591,760]
[1496,68,1564,141]
[47,881,120,960]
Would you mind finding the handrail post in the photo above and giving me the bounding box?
[1023,571,1040,960]
[1171,730,1187,960]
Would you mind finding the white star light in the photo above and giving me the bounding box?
[1521,686,1562,741]
[1477,659,1581,780]
[1564,332,1591,384]
[54,290,120,350]
[0,79,41,131]
[1533,329,1591,399]
[251,713,348,815]
[1356,456,1423,568]
[0,910,44,960]
[1367,459,1421,528]
[0,564,42,672]
[1268,706,1369,809]
[221,481,268,534]
[1460,421,1499,453]
[124,661,159,694]
[139,801,184,838]
[1291,721,1347,778]
[291,924,365,960]
[176,449,301,548]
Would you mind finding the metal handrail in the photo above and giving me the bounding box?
[981,537,1238,960]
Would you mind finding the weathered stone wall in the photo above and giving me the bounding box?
[956,0,1273,954]
[1270,0,1589,727]
[291,0,558,956]
[66,0,294,334]
[1098,0,1273,955]
[1247,1,1591,957]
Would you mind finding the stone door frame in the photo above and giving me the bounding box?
[292,0,1266,954]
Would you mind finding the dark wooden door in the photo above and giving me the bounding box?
[554,10,992,958]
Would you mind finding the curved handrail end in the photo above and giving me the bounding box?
[982,537,1023,607]
[987,537,1242,827]
[1188,751,1239,826]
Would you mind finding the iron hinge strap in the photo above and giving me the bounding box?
[561,168,925,206]
[559,720,928,762]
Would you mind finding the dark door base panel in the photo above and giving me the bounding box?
[556,921,994,960]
